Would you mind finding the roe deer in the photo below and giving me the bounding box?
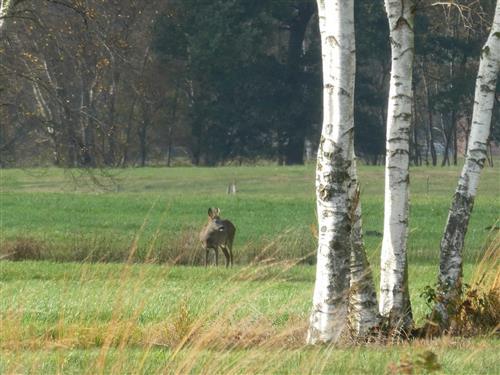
[199,207,236,267]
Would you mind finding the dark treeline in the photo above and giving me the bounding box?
[0,0,498,167]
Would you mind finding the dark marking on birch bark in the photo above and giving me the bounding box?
[387,136,409,143]
[325,83,335,94]
[339,87,351,97]
[389,37,401,48]
[326,35,339,47]
[480,84,495,93]
[467,157,486,168]
[389,149,410,157]
[436,191,475,328]
[326,231,351,296]
[394,112,412,121]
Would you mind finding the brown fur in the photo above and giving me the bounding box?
[199,207,236,267]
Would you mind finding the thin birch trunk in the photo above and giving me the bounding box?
[307,0,356,344]
[0,0,13,34]
[379,0,415,333]
[348,150,379,337]
[436,1,500,328]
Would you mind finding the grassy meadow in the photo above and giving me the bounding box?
[0,164,499,373]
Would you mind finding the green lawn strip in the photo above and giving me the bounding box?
[0,338,498,374]
[0,262,478,328]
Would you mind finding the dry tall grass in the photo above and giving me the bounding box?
[1,220,498,373]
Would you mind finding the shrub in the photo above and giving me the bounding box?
[0,237,43,261]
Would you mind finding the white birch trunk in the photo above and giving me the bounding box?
[436,1,500,327]
[379,0,415,332]
[307,0,356,344]
[348,151,380,337]
[0,0,13,34]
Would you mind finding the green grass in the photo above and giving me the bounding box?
[2,343,498,374]
[0,164,499,373]
[0,165,498,263]
[0,261,498,374]
[0,261,466,326]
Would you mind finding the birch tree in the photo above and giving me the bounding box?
[379,0,415,332]
[307,0,357,344]
[0,0,14,34]
[348,151,380,337]
[436,1,500,328]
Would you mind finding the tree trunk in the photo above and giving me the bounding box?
[348,150,379,337]
[283,2,314,166]
[436,1,500,329]
[0,0,14,34]
[139,126,147,167]
[79,72,97,167]
[441,113,451,166]
[64,106,78,167]
[307,0,356,344]
[284,136,306,165]
[429,116,437,166]
[463,114,471,156]
[138,105,150,167]
[106,71,120,167]
[452,117,458,166]
[411,87,421,166]
[166,127,173,167]
[121,96,137,167]
[422,68,437,166]
[167,79,180,167]
[441,111,456,167]
[379,0,414,333]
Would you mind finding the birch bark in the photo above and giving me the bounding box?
[436,1,500,327]
[348,150,380,337]
[307,0,356,344]
[0,0,14,34]
[379,0,415,332]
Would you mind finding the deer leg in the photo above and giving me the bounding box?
[221,246,230,268]
[227,239,234,267]
[205,248,209,267]
[215,247,219,266]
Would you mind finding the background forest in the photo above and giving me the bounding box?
[0,0,499,168]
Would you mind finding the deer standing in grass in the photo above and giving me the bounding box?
[200,207,236,267]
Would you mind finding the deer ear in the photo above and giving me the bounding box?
[215,208,221,216]
[208,208,214,218]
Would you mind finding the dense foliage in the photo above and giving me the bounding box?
[0,0,497,167]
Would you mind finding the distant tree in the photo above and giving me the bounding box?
[153,0,322,166]
[271,0,318,165]
[0,0,173,167]
[414,1,493,166]
[354,1,390,165]
[0,0,496,168]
